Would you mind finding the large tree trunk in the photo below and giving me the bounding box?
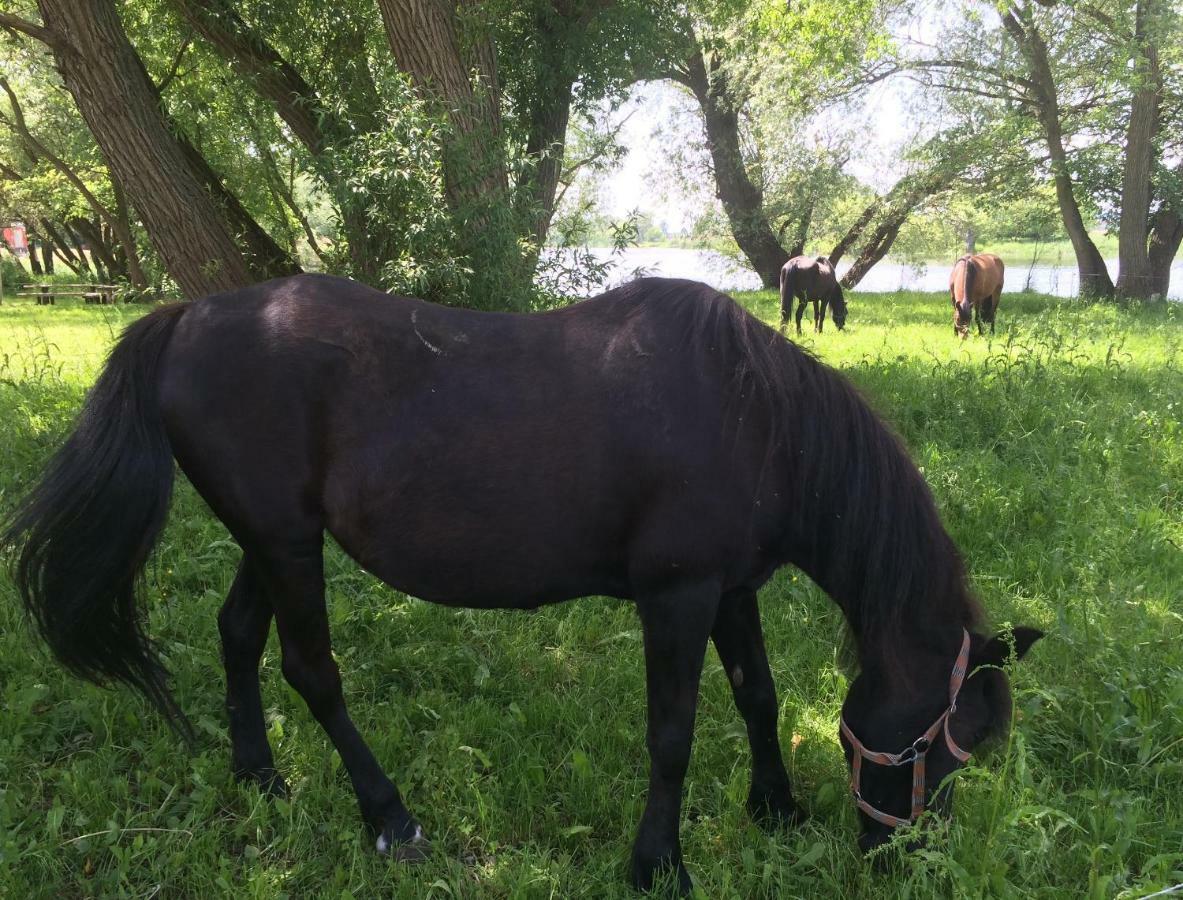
[518,71,575,256]
[1116,0,1163,301]
[682,48,788,288]
[33,0,286,298]
[1002,6,1114,299]
[379,0,537,307]
[377,0,507,217]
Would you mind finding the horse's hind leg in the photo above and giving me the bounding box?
[711,591,801,828]
[795,297,807,335]
[220,555,284,795]
[630,580,720,896]
[975,302,983,335]
[260,537,426,859]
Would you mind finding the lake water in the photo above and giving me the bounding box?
[566,246,1183,300]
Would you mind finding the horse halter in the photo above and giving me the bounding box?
[839,629,972,829]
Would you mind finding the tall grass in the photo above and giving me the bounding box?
[0,290,1180,898]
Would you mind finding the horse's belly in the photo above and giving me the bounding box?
[324,458,635,608]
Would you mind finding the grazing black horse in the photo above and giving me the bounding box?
[779,255,847,335]
[5,275,1040,895]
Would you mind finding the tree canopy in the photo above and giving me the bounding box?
[0,0,1179,303]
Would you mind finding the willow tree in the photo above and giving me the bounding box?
[911,0,1183,301]
[657,0,958,288]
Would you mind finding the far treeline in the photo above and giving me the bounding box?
[0,0,1180,307]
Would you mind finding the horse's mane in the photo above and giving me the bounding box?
[955,254,977,303]
[614,278,983,685]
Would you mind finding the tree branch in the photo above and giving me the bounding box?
[0,10,62,47]
[156,31,193,94]
[168,0,331,153]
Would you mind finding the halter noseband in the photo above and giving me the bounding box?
[839,629,972,829]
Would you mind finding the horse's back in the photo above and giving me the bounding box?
[974,253,1004,294]
[782,255,835,296]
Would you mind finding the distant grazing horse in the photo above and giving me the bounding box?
[5,275,1040,895]
[951,253,1004,338]
[779,255,847,335]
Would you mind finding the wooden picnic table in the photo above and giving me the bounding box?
[15,283,121,305]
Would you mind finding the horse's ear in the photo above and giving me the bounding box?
[974,626,1044,668]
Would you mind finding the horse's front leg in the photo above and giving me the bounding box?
[816,298,827,334]
[711,590,802,828]
[630,579,720,896]
[975,302,983,335]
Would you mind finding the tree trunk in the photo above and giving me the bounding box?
[72,216,119,280]
[682,47,788,288]
[68,225,97,276]
[42,219,85,275]
[377,0,507,217]
[829,198,882,267]
[27,232,43,276]
[34,0,281,298]
[1147,203,1182,298]
[109,181,148,289]
[1115,0,1162,301]
[841,216,905,289]
[1002,7,1114,299]
[378,0,535,307]
[831,167,954,276]
[518,70,575,257]
[39,233,54,274]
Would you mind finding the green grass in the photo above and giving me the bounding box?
[1,290,1180,899]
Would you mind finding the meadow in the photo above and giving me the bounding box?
[0,288,1180,899]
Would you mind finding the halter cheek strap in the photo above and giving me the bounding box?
[840,629,973,829]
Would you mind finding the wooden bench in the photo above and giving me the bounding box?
[16,283,120,305]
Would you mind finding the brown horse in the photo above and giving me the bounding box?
[779,255,847,335]
[950,253,1004,338]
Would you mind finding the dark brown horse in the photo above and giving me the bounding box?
[5,275,1039,895]
[950,253,1004,338]
[779,255,847,335]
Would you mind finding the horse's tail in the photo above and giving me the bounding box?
[779,263,796,323]
[3,303,192,740]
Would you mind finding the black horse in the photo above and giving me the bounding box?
[5,275,1039,895]
[779,255,847,335]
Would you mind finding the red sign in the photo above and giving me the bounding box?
[3,222,29,256]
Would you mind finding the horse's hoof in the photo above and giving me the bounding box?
[235,766,288,799]
[630,854,694,896]
[748,789,806,830]
[376,822,431,863]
